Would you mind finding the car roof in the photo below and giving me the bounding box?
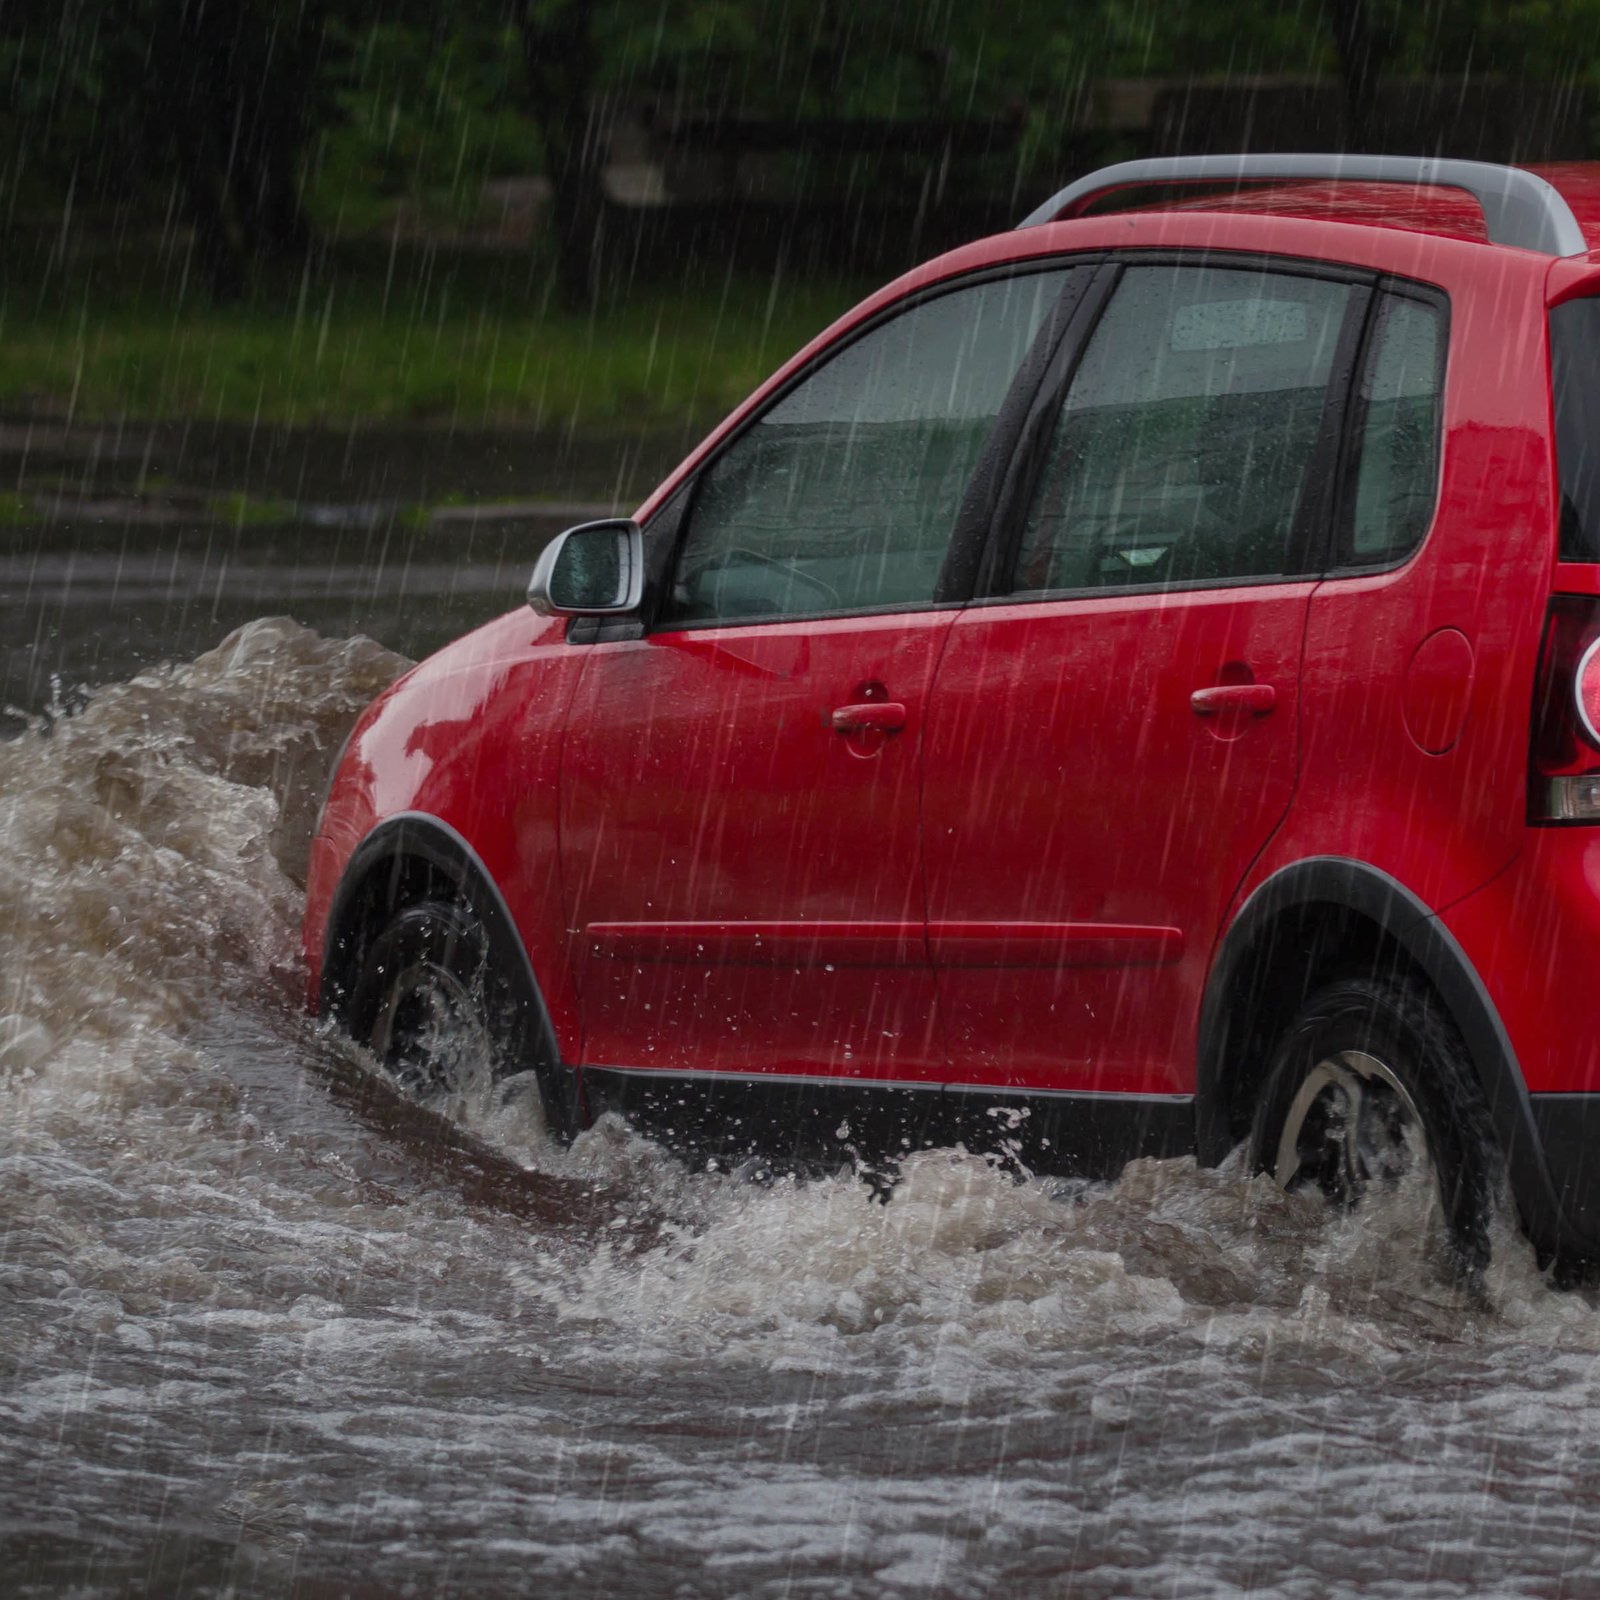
[1105,166,1600,253]
[1036,159,1600,256]
[1136,179,1493,243]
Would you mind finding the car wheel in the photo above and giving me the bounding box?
[343,897,535,1117]
[1249,974,1499,1277]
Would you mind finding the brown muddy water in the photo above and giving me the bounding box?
[6,434,1600,1598]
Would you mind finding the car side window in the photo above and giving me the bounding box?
[1348,292,1444,563]
[1014,264,1355,593]
[663,269,1075,626]
[1552,297,1600,561]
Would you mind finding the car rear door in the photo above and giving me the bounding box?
[921,258,1371,1099]
[558,265,1083,1093]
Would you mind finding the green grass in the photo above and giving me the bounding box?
[208,491,303,526]
[0,242,869,431]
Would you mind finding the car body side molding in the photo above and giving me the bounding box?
[1197,855,1587,1260]
[582,1064,1194,1178]
[584,921,926,966]
[583,919,1184,968]
[928,922,1183,968]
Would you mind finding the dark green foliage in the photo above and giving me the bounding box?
[5,1,1600,308]
[2,1,332,295]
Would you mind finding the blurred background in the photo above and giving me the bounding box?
[3,0,1599,718]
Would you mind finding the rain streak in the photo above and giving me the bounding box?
[10,3,1600,1597]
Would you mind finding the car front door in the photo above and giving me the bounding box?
[921,259,1370,1100]
[559,266,1080,1097]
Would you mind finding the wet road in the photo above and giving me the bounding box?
[0,510,568,734]
[7,460,1600,1598]
[0,415,677,731]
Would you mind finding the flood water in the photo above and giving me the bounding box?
[7,428,1600,1598]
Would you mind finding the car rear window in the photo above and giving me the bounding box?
[1551,297,1600,561]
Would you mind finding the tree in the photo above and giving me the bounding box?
[124,0,330,297]
[0,0,333,298]
[510,0,1092,306]
[1326,0,1391,146]
[518,1,605,309]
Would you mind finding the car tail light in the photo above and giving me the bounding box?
[1530,596,1600,822]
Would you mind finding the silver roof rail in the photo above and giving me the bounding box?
[1019,153,1588,257]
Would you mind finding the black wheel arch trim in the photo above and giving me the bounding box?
[1198,855,1588,1261]
[319,810,578,1134]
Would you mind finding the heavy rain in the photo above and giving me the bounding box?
[9,5,1600,1597]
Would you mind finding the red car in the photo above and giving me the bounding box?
[305,153,1600,1276]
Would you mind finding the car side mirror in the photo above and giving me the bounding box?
[527,518,645,617]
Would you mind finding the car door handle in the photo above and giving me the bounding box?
[831,701,907,735]
[1190,683,1277,716]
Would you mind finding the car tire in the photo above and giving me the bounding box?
[342,896,559,1129]
[1249,974,1499,1278]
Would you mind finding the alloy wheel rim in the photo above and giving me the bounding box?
[369,956,492,1101]
[1274,1048,1432,1204]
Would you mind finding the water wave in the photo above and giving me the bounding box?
[4,619,1598,1599]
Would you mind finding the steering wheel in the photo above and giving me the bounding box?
[678,546,842,612]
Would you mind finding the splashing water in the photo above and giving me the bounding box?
[5,619,1600,1599]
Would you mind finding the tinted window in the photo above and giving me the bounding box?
[1349,293,1444,562]
[665,270,1074,625]
[1015,265,1353,593]
[1552,297,1600,561]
